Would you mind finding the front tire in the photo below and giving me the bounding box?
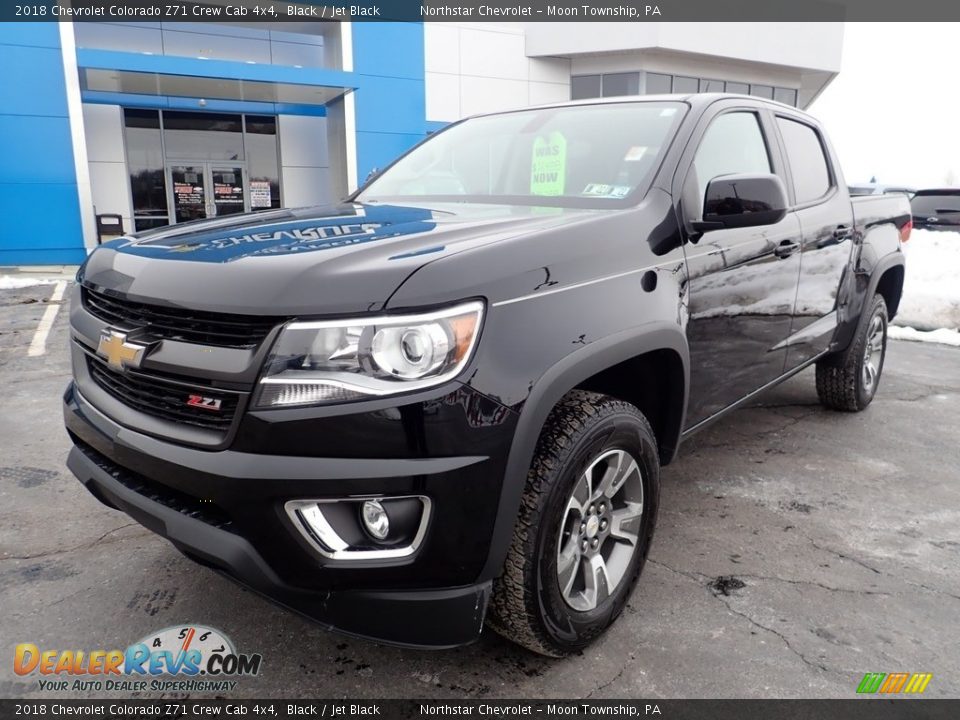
[816,293,888,411]
[488,390,660,657]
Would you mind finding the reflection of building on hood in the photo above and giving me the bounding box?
[113,205,438,263]
[212,223,383,250]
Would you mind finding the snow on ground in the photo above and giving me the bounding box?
[888,325,960,347]
[893,228,960,345]
[0,276,61,290]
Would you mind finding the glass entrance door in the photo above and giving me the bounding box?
[170,165,206,223]
[210,166,246,218]
[168,164,249,223]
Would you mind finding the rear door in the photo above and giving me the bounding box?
[678,102,803,428]
[774,113,855,369]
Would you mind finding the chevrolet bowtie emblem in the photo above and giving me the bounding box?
[97,330,148,371]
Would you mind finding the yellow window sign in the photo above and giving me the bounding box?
[530,132,567,196]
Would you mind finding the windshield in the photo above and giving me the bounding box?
[358,102,687,208]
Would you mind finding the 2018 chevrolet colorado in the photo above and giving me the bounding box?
[64,94,911,656]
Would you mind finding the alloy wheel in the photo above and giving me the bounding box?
[862,313,885,394]
[555,449,645,612]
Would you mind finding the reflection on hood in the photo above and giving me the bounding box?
[110,204,437,264]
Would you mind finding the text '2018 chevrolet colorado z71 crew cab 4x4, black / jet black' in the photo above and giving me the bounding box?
[64,94,911,656]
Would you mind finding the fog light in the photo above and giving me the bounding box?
[361,499,390,540]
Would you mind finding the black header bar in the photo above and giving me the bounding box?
[0,699,958,718]
[6,0,960,22]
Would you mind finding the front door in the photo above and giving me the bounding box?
[678,107,803,429]
[168,164,248,224]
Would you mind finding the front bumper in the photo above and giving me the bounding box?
[63,382,515,648]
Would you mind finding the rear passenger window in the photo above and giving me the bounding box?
[777,117,832,203]
[691,112,771,209]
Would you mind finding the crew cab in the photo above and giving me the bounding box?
[64,94,910,656]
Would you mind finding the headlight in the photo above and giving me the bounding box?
[254,300,484,408]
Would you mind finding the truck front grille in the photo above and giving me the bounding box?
[87,356,240,432]
[82,286,282,349]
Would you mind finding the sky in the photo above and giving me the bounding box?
[809,22,959,188]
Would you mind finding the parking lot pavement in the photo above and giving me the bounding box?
[1,281,958,700]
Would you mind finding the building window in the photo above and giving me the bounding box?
[75,22,330,70]
[124,109,169,232]
[572,72,800,107]
[672,76,699,93]
[163,111,244,161]
[571,75,602,100]
[774,87,799,106]
[570,73,640,100]
[245,115,282,211]
[123,109,282,231]
[602,72,640,97]
[645,73,672,95]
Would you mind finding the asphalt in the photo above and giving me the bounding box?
[1,281,958,700]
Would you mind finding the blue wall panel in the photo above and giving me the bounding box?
[351,23,425,80]
[350,23,427,184]
[0,116,77,185]
[0,45,71,117]
[0,23,85,266]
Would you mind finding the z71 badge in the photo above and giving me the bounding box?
[186,395,222,411]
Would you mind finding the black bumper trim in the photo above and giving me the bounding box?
[67,443,491,649]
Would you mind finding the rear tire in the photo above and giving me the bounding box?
[815,294,888,412]
[487,390,660,657]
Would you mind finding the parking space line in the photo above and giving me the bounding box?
[27,281,67,357]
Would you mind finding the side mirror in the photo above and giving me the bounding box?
[693,173,788,233]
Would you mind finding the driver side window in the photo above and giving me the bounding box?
[688,112,772,219]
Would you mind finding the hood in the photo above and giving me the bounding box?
[80,202,591,316]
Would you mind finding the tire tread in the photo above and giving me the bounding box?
[815,294,887,412]
[487,390,655,656]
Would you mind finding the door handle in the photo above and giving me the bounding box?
[833,225,854,241]
[774,240,800,259]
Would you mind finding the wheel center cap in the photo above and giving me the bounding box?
[585,515,600,539]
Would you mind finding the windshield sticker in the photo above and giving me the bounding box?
[659,108,677,117]
[624,146,648,162]
[583,183,613,196]
[530,132,567,196]
[582,184,632,199]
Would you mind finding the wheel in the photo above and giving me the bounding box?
[816,293,888,412]
[488,390,660,656]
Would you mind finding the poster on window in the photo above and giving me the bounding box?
[214,183,244,205]
[250,181,272,209]
[174,182,203,207]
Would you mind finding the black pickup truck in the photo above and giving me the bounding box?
[64,94,911,656]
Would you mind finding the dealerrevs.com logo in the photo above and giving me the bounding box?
[14,625,262,693]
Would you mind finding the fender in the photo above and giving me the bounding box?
[477,322,689,582]
[865,251,906,317]
[832,249,905,354]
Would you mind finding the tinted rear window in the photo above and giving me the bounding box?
[911,194,960,214]
[777,117,832,203]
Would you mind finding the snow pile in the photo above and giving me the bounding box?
[888,325,960,347]
[0,275,61,290]
[892,228,960,345]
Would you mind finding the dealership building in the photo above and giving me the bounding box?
[0,20,843,266]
